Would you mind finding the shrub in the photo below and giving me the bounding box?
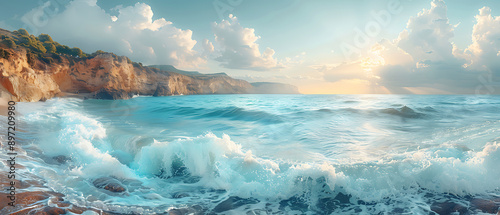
[71,47,83,57]
[19,35,47,54]
[43,42,57,53]
[38,34,53,43]
[2,38,16,49]
[19,35,34,45]
[93,50,106,55]
[15,28,29,36]
[56,44,72,55]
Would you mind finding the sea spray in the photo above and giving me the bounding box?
[8,95,500,214]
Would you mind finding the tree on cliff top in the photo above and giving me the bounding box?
[43,42,57,53]
[71,47,84,58]
[8,28,88,58]
[19,35,47,54]
[38,34,54,43]
[14,28,29,36]
[2,38,16,49]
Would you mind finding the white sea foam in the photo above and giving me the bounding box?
[10,95,500,214]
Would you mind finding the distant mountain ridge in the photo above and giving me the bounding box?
[148,65,229,77]
[149,65,300,94]
[0,28,299,102]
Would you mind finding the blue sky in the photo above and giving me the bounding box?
[1,0,499,94]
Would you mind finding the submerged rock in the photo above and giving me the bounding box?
[37,206,66,215]
[431,201,468,215]
[93,177,126,193]
[470,198,499,214]
[91,88,133,100]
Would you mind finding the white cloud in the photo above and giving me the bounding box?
[202,39,214,54]
[212,14,283,71]
[321,39,412,83]
[21,0,205,69]
[396,0,456,63]
[115,3,171,31]
[464,7,500,75]
[321,0,500,94]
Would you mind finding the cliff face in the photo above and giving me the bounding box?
[0,46,254,102]
[0,28,298,102]
[0,48,62,102]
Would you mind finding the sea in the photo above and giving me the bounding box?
[2,94,500,214]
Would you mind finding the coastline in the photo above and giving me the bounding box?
[58,92,91,100]
[0,87,12,116]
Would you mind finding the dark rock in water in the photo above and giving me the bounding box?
[52,155,71,164]
[431,201,468,215]
[38,206,66,215]
[14,206,66,215]
[91,88,133,100]
[93,177,126,193]
[213,196,260,213]
[470,198,499,214]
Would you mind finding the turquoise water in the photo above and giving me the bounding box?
[6,95,500,214]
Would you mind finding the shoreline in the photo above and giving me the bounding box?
[58,92,92,100]
[0,87,12,116]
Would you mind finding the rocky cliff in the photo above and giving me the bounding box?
[0,28,297,102]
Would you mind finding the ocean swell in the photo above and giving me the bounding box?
[6,95,500,214]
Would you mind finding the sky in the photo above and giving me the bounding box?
[0,0,499,94]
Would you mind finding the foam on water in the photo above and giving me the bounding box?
[7,95,500,214]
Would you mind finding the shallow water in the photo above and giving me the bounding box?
[3,94,500,214]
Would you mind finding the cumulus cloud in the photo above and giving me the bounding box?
[212,14,283,71]
[202,39,215,54]
[396,0,456,63]
[376,0,474,93]
[464,7,500,75]
[21,0,205,68]
[322,0,500,94]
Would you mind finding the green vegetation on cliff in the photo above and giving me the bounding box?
[0,28,129,67]
[0,28,89,59]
